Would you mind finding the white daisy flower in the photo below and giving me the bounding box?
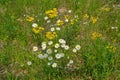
[59,39,66,44]
[42,42,46,44]
[52,63,57,68]
[65,19,69,22]
[64,45,70,50]
[67,56,70,59]
[46,49,52,54]
[55,43,60,48]
[32,23,38,28]
[55,53,61,59]
[69,60,74,64]
[57,19,61,23]
[38,54,44,59]
[73,48,77,53]
[44,16,48,20]
[48,56,53,61]
[50,27,55,32]
[75,15,78,18]
[67,63,70,67]
[54,49,58,53]
[60,53,65,57]
[44,54,48,58]
[27,61,32,66]
[41,44,46,50]
[48,41,53,45]
[75,45,81,50]
[56,27,61,31]
[68,10,72,13]
[61,44,66,48]
[47,62,51,66]
[47,20,51,23]
[33,46,38,52]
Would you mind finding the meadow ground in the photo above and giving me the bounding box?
[0,0,120,80]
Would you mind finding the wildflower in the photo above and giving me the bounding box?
[56,27,61,31]
[75,15,78,18]
[69,60,74,64]
[83,14,89,19]
[104,7,110,12]
[41,43,46,50]
[44,54,48,58]
[91,16,98,24]
[68,10,72,13]
[52,63,57,68]
[50,27,55,32]
[44,16,48,20]
[47,62,51,66]
[60,53,65,57]
[61,44,66,48]
[64,45,70,50]
[46,32,57,39]
[48,56,53,61]
[33,46,38,51]
[32,27,44,34]
[56,20,64,26]
[45,8,58,18]
[75,45,81,50]
[55,43,60,48]
[38,54,44,59]
[91,32,102,40]
[73,48,77,53]
[70,19,74,25]
[65,19,69,22]
[27,61,32,66]
[59,39,66,44]
[46,49,52,54]
[26,16,34,22]
[47,20,51,23]
[48,41,53,45]
[42,42,46,44]
[106,45,116,53]
[54,49,58,53]
[32,23,38,28]
[55,53,61,59]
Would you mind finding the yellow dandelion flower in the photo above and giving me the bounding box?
[64,15,70,19]
[32,27,44,34]
[106,45,116,53]
[26,17,34,22]
[91,16,98,24]
[45,8,58,18]
[91,32,102,40]
[56,20,64,26]
[83,14,89,19]
[104,7,110,12]
[46,32,57,39]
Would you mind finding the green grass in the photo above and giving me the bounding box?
[0,0,120,80]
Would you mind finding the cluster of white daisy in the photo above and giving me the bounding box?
[26,9,81,68]
[31,39,81,68]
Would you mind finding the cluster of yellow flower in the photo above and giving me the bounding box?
[91,16,98,24]
[46,32,57,39]
[100,7,111,12]
[83,14,98,24]
[91,32,102,40]
[26,16,34,22]
[32,27,44,34]
[106,45,116,53]
[45,8,58,18]
[56,20,64,26]
[83,14,89,19]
